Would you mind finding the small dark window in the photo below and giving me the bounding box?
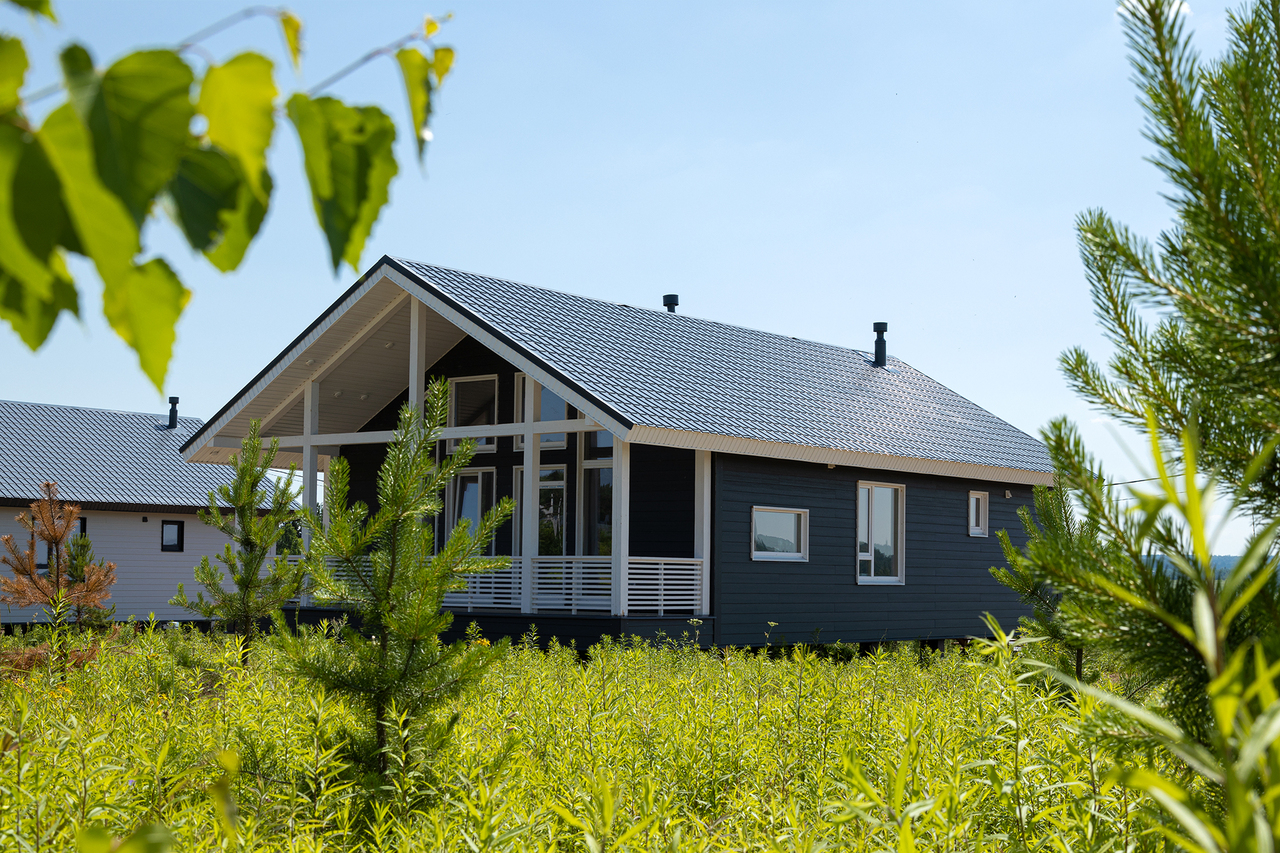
[161,520,184,552]
[79,517,87,538]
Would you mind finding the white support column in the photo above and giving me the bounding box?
[611,439,631,616]
[520,378,539,614]
[694,449,711,616]
[408,299,428,418]
[301,379,320,548]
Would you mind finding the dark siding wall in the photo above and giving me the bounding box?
[711,453,1033,646]
[629,445,694,558]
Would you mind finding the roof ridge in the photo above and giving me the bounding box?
[394,258,884,362]
[0,399,205,425]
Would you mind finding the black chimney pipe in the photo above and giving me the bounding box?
[167,397,179,429]
[873,322,888,367]
[663,294,679,313]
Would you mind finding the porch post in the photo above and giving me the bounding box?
[301,379,320,548]
[694,449,711,615]
[520,378,539,614]
[611,439,631,616]
[408,299,428,416]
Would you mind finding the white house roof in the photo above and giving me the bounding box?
[182,257,1053,485]
[0,400,236,511]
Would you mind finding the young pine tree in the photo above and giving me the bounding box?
[0,482,116,625]
[170,420,306,646]
[277,379,514,781]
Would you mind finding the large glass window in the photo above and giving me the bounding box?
[449,376,498,452]
[515,374,567,448]
[858,483,904,582]
[751,507,808,561]
[513,468,566,556]
[582,466,613,556]
[451,469,495,555]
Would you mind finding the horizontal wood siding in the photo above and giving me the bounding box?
[712,453,1033,646]
[0,510,232,623]
[629,445,694,558]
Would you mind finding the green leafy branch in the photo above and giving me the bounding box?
[0,0,454,390]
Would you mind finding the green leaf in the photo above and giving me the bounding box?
[395,47,432,162]
[84,49,196,224]
[204,168,270,272]
[5,0,55,21]
[167,147,241,251]
[432,46,454,86]
[58,43,96,122]
[114,825,173,853]
[286,93,397,272]
[0,123,78,348]
[0,35,27,114]
[76,826,111,853]
[38,102,189,390]
[279,11,303,69]
[197,52,275,202]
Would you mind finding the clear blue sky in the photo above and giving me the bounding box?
[0,1,1255,549]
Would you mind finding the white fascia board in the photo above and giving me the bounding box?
[623,425,1055,486]
[182,274,389,462]
[379,264,633,439]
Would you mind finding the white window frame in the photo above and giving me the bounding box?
[750,506,809,562]
[513,464,567,556]
[447,467,497,554]
[513,372,568,451]
[583,427,616,555]
[857,481,906,585]
[447,374,499,454]
[968,491,989,537]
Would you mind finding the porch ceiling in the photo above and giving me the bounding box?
[185,276,464,468]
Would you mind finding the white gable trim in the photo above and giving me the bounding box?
[623,425,1055,486]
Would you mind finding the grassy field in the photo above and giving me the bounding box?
[0,621,1183,852]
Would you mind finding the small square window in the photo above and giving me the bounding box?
[751,507,808,561]
[968,491,988,537]
[161,520,185,552]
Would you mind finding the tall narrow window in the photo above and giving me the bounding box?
[161,520,185,553]
[582,466,613,556]
[515,374,567,449]
[513,468,567,556]
[857,483,904,582]
[968,491,988,537]
[451,470,496,555]
[448,375,498,452]
[751,507,808,561]
[78,517,87,538]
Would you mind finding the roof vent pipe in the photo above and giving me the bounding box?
[663,294,679,313]
[873,323,888,367]
[167,397,179,429]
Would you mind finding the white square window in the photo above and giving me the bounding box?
[968,491,988,537]
[448,375,498,453]
[751,507,808,561]
[857,482,904,583]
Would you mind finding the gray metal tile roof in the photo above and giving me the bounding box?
[0,400,237,508]
[392,258,1052,474]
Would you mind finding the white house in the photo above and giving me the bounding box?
[0,399,237,623]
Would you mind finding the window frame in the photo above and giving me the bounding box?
[448,467,497,556]
[447,374,499,454]
[856,481,906,585]
[750,506,809,562]
[161,519,185,553]
[513,372,568,451]
[513,465,568,556]
[968,490,989,538]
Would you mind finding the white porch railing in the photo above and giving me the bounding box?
[289,554,706,617]
[442,567,522,611]
[625,558,703,616]
[532,556,612,614]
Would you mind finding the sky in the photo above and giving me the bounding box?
[0,0,1257,550]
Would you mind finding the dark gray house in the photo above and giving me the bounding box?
[181,258,1051,646]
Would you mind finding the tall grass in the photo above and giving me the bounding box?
[0,622,1182,851]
